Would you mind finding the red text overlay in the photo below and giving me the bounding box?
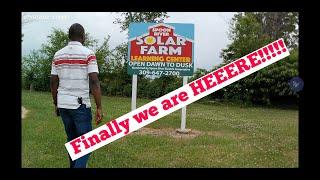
[65,38,290,160]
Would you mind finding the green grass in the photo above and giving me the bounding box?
[21,90,298,168]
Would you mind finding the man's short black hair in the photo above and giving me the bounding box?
[68,23,85,40]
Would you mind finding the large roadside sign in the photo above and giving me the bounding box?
[127,23,194,76]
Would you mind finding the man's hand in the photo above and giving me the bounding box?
[95,108,103,125]
[55,105,60,116]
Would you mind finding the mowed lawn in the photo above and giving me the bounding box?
[22,90,298,168]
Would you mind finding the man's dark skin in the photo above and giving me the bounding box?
[50,33,103,125]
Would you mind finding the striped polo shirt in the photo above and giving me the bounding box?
[51,41,99,109]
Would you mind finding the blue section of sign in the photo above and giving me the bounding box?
[128,23,151,39]
[171,23,194,40]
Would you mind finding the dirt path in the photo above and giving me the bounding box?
[132,127,247,140]
[22,106,28,119]
[133,127,202,139]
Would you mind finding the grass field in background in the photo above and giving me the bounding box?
[22,90,298,168]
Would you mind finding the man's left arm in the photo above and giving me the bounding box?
[50,75,59,104]
[50,60,59,116]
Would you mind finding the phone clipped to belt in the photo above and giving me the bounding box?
[78,97,83,105]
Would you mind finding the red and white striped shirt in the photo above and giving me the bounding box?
[51,41,99,109]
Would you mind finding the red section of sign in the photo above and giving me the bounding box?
[130,40,192,58]
[130,24,193,62]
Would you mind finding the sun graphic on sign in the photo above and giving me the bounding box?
[145,36,156,45]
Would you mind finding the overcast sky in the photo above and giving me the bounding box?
[22,12,235,70]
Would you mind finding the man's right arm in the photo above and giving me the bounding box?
[89,72,103,125]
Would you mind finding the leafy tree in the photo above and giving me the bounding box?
[114,12,169,32]
[255,12,298,49]
[95,35,112,81]
[22,50,47,91]
[189,68,208,81]
[220,12,299,104]
[40,28,97,61]
[100,43,131,96]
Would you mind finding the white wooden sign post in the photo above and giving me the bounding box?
[177,76,191,133]
[131,74,137,111]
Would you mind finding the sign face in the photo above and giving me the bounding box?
[127,23,194,76]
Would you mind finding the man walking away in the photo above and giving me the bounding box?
[50,23,103,168]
